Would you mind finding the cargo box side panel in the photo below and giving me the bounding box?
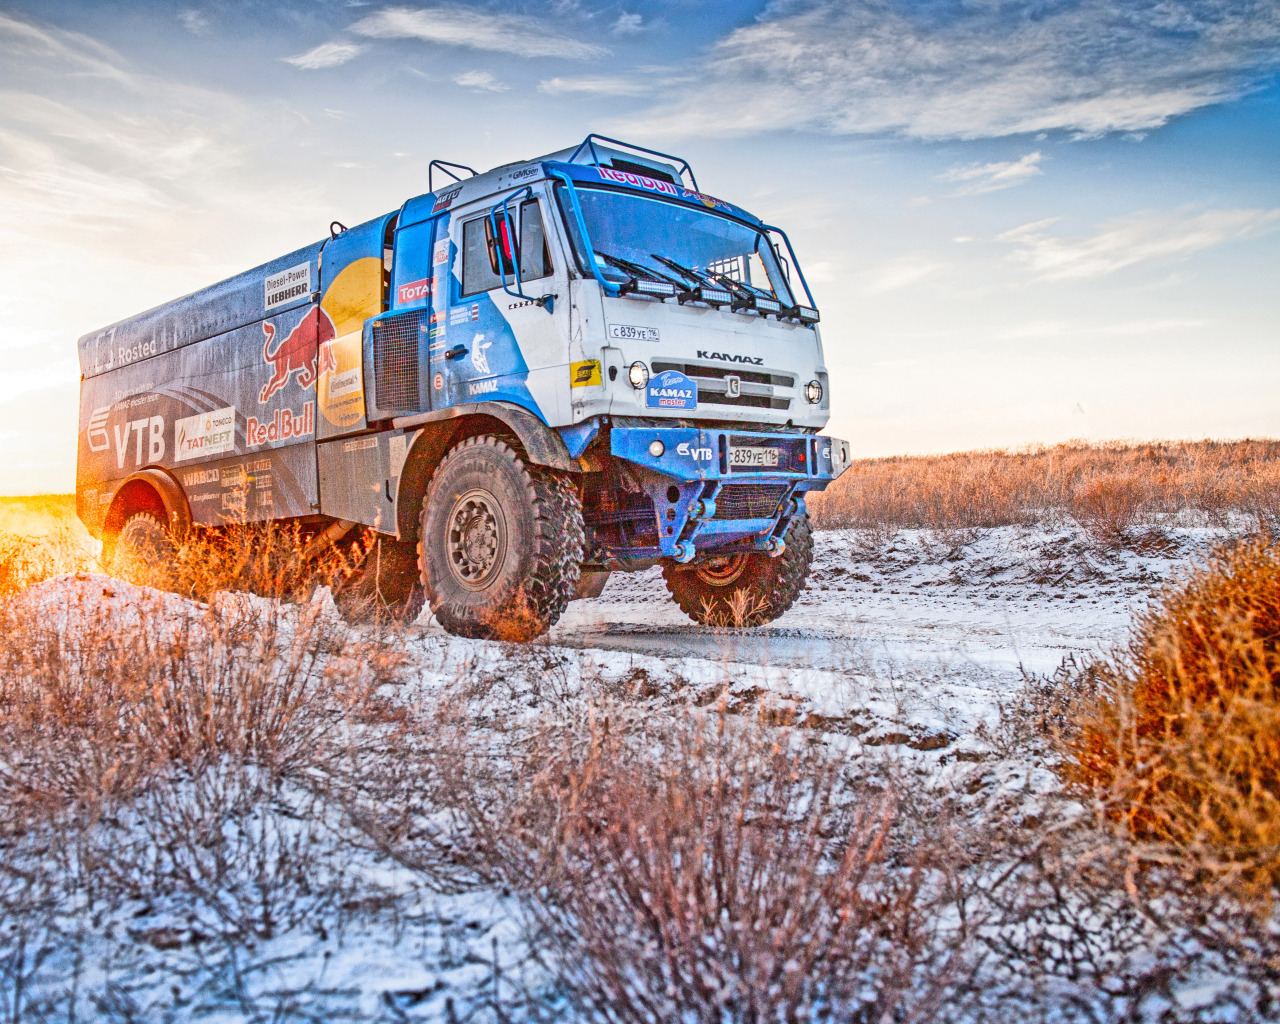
[318,215,396,439]
[77,241,325,378]
[77,302,334,532]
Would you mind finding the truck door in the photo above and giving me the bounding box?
[435,190,572,424]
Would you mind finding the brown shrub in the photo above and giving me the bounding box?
[1061,534,1280,898]
[1069,472,1147,546]
[455,706,967,1023]
[808,438,1280,534]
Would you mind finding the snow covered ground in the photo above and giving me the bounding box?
[5,524,1237,1021]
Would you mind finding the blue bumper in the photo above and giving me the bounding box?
[576,424,849,565]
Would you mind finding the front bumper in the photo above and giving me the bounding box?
[587,425,850,565]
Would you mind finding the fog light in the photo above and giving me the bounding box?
[628,361,649,389]
[648,439,665,458]
[805,379,823,404]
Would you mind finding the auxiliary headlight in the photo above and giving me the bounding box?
[628,361,650,389]
[805,379,823,404]
[648,440,665,457]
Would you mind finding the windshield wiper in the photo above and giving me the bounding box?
[595,251,685,298]
[648,255,735,307]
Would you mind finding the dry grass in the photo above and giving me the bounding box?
[432,698,971,1024]
[1061,533,1280,900]
[809,439,1280,542]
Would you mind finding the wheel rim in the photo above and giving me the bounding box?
[694,553,750,587]
[446,488,507,591]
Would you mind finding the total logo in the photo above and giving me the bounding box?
[676,442,714,462]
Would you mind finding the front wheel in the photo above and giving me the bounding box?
[662,513,814,627]
[418,435,583,641]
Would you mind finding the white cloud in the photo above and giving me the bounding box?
[454,69,508,92]
[538,75,646,96]
[619,0,1280,140]
[0,12,136,87]
[613,13,644,36]
[351,5,607,61]
[284,40,366,69]
[178,10,209,35]
[863,258,944,294]
[940,152,1043,195]
[998,207,1280,279]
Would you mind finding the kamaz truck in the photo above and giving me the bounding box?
[76,137,851,640]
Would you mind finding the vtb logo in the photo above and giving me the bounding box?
[259,306,337,403]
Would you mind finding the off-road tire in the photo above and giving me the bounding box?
[419,435,583,641]
[333,533,426,625]
[662,512,813,627]
[109,511,176,588]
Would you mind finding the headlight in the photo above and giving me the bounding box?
[805,379,823,404]
[628,361,650,389]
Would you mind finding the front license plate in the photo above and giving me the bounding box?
[728,446,781,468]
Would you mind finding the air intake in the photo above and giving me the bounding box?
[372,311,424,413]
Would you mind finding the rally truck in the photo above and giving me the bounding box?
[76,136,851,640]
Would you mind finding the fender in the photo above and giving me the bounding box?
[103,467,193,541]
[391,401,578,541]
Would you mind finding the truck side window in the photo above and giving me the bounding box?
[461,200,552,297]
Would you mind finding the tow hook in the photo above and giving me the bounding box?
[765,536,787,558]
[690,498,716,520]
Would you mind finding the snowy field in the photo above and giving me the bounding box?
[5,523,1255,1022]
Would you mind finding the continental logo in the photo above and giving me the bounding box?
[571,360,602,387]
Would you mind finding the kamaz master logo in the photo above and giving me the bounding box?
[697,350,764,365]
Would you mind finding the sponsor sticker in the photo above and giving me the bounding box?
[245,402,315,447]
[433,372,444,391]
[86,406,111,453]
[608,324,660,343]
[449,303,480,325]
[598,166,678,197]
[646,369,697,410]
[468,378,499,396]
[342,437,378,453]
[182,468,220,487]
[433,240,450,266]
[431,186,462,213]
[327,367,361,400]
[264,262,312,311]
[429,325,446,340]
[571,360,602,388]
[510,165,539,181]
[397,278,432,305]
[174,406,236,463]
[680,189,731,211]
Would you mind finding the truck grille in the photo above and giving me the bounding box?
[651,361,793,411]
[372,311,423,412]
[712,484,788,520]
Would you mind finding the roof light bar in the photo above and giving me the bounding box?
[630,279,676,297]
[793,306,820,324]
[754,297,782,314]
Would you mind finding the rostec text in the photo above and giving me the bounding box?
[113,416,166,470]
[116,339,158,366]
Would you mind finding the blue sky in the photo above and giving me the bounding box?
[1,0,1278,492]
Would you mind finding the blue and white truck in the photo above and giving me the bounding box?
[76,137,850,640]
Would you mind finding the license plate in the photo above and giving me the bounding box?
[608,323,660,342]
[728,446,781,468]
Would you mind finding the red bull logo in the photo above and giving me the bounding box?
[259,306,337,403]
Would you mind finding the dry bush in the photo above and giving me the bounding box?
[1061,534,1280,899]
[114,518,363,606]
[809,438,1280,536]
[445,704,969,1023]
[1069,472,1147,546]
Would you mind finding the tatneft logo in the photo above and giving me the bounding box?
[697,350,764,365]
[264,262,311,311]
[174,406,236,463]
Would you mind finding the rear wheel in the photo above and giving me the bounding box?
[108,511,176,588]
[333,533,426,625]
[419,435,583,641]
[662,513,814,627]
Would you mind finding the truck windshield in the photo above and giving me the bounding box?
[556,184,795,307]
